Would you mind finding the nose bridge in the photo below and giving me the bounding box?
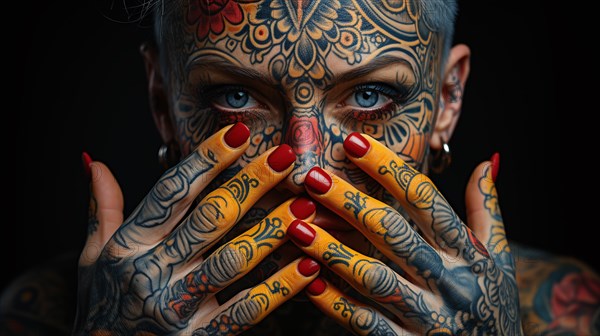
[284,106,324,158]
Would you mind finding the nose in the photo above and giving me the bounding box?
[279,108,325,193]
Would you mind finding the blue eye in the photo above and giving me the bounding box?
[354,90,379,108]
[212,87,259,110]
[345,83,396,110]
[226,91,249,108]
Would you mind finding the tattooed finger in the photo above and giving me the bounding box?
[110,123,251,251]
[80,160,124,266]
[145,144,296,277]
[341,133,477,258]
[305,277,411,336]
[286,220,428,320]
[187,257,320,335]
[465,161,513,271]
[303,168,450,285]
[216,242,302,304]
[163,197,315,320]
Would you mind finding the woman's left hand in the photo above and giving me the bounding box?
[288,132,523,335]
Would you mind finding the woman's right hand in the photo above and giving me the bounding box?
[73,123,320,335]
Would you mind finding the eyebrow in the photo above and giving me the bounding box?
[326,55,416,90]
[189,55,415,90]
[188,59,277,87]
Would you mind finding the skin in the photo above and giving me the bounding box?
[1,0,598,335]
[296,136,520,334]
[74,127,321,334]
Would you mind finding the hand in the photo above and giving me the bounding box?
[74,123,321,335]
[288,132,522,335]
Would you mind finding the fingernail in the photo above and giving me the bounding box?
[82,152,92,179]
[267,144,296,172]
[343,132,370,158]
[224,122,250,148]
[297,257,320,277]
[287,219,316,247]
[304,167,332,194]
[490,152,500,183]
[289,197,316,219]
[306,277,326,296]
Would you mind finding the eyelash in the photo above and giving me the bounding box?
[199,85,267,126]
[340,83,410,122]
[198,82,411,127]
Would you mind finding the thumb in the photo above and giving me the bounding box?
[80,154,124,266]
[465,153,511,260]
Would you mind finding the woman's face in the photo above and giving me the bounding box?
[164,0,443,204]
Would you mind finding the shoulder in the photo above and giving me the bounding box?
[511,241,600,335]
[0,252,78,335]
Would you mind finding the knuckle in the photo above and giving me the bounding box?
[154,171,188,203]
[207,242,254,284]
[357,261,398,299]
[351,306,379,331]
[407,176,437,208]
[189,197,226,232]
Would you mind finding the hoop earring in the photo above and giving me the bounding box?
[158,142,181,169]
[429,141,452,174]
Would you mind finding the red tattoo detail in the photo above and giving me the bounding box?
[168,272,214,318]
[549,272,600,334]
[467,228,490,258]
[375,286,404,304]
[219,111,248,126]
[187,0,243,41]
[285,115,323,155]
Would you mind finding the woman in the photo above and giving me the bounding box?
[3,0,598,335]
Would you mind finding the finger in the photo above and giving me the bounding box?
[163,197,315,320]
[216,242,302,304]
[465,155,513,269]
[303,168,453,283]
[112,123,251,248]
[187,256,320,334]
[287,220,427,316]
[305,277,411,336]
[80,159,124,266]
[153,144,296,268]
[340,132,471,255]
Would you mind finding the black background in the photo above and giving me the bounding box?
[4,1,586,293]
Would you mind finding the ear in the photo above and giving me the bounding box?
[140,42,175,144]
[430,44,471,150]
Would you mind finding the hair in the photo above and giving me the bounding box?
[150,0,458,79]
[419,0,458,68]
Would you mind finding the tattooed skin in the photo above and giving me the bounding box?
[170,0,440,198]
[71,0,524,335]
[146,0,449,334]
[87,193,99,236]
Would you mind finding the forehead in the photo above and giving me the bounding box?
[183,0,440,93]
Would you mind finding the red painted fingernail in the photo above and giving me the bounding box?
[267,144,296,172]
[344,132,370,158]
[287,219,316,247]
[224,122,250,148]
[82,152,92,179]
[306,277,326,296]
[290,197,316,219]
[304,167,332,194]
[490,152,500,183]
[297,257,320,277]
